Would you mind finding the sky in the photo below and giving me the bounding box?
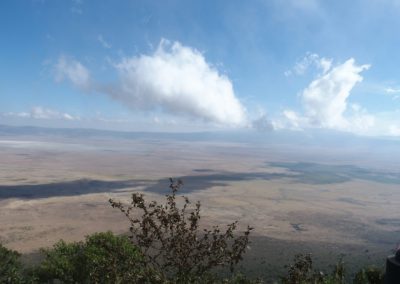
[1,0,400,136]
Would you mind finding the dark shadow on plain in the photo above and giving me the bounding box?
[192,169,217,173]
[0,171,290,199]
[0,179,148,200]
[7,161,396,199]
[144,172,289,194]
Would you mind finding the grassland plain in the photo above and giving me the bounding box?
[1,128,399,280]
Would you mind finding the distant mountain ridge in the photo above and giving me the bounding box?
[0,124,399,149]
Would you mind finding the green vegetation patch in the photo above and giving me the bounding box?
[270,162,400,185]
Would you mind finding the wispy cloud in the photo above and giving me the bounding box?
[97,34,111,49]
[389,125,400,136]
[3,107,80,121]
[385,87,400,100]
[71,0,83,14]
[285,52,332,76]
[251,114,274,131]
[385,87,400,94]
[54,56,91,91]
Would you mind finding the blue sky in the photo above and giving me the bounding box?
[1,0,399,135]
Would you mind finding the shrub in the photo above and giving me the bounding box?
[34,231,144,283]
[0,243,24,284]
[83,231,144,283]
[34,240,85,283]
[281,253,321,284]
[281,254,346,284]
[353,266,384,284]
[109,178,253,282]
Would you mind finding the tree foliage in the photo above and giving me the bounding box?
[0,243,24,284]
[34,231,143,283]
[353,266,384,284]
[109,178,253,282]
[281,254,346,284]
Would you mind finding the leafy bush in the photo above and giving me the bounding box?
[281,254,346,284]
[0,243,24,284]
[34,231,144,283]
[353,266,384,284]
[34,240,84,283]
[83,231,144,283]
[109,178,253,282]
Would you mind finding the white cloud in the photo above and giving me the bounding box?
[281,58,375,134]
[252,114,274,131]
[385,87,400,94]
[385,87,400,100]
[2,107,79,121]
[318,57,333,74]
[97,34,111,49]
[31,106,80,121]
[53,40,247,128]
[285,53,332,76]
[55,56,91,90]
[108,39,247,127]
[389,125,400,136]
[347,107,375,133]
[282,110,307,130]
[301,58,370,129]
[3,112,30,118]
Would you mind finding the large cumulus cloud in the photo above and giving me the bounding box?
[112,40,247,126]
[56,40,247,127]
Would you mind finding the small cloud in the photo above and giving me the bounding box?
[252,114,275,131]
[2,107,80,121]
[30,106,80,121]
[153,116,160,124]
[2,111,30,118]
[62,113,77,121]
[71,0,83,14]
[54,56,91,90]
[385,87,400,100]
[151,115,178,126]
[285,52,332,76]
[389,125,400,136]
[385,87,400,94]
[97,34,111,49]
[284,70,292,77]
[282,110,305,130]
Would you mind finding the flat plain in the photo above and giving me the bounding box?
[1,127,400,279]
